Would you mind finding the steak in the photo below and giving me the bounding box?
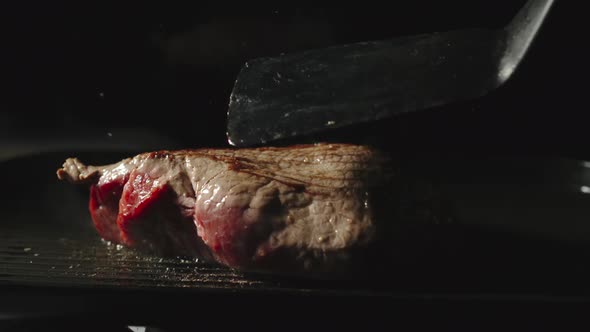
[57,143,399,275]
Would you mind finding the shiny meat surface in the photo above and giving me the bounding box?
[57,143,394,275]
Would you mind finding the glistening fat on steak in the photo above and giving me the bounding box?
[57,143,402,275]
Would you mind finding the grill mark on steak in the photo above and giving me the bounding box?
[57,143,396,275]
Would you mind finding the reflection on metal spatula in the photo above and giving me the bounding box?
[227,0,554,147]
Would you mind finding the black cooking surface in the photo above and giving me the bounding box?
[0,224,396,296]
[0,228,272,291]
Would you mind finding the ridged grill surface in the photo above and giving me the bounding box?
[0,226,386,296]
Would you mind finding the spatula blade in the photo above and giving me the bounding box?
[227,29,501,147]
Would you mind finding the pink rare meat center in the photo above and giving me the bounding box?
[117,170,170,247]
[89,177,127,243]
[195,205,251,267]
[90,169,212,258]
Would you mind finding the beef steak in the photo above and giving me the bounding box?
[57,143,397,275]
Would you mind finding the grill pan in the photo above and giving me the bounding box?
[2,150,590,329]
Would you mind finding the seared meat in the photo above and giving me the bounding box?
[57,143,395,274]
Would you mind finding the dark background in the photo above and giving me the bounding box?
[1,1,588,330]
[0,1,580,157]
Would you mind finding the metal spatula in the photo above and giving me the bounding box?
[226,0,554,147]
